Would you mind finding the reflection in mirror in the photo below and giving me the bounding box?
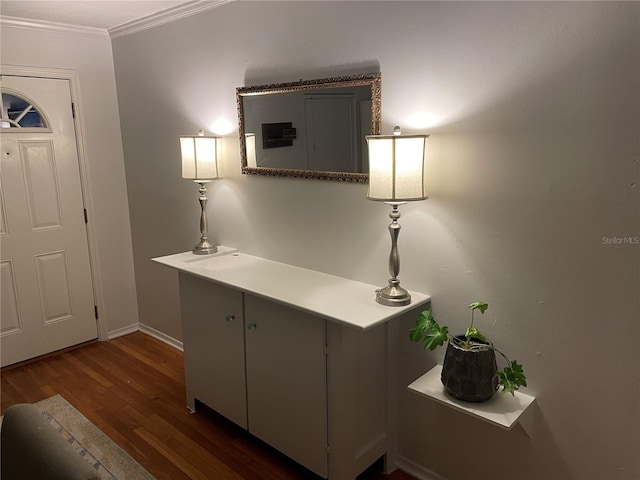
[237,73,381,183]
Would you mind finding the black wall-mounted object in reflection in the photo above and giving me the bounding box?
[262,122,297,149]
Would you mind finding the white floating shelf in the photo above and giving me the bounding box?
[408,365,535,431]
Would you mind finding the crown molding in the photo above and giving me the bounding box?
[108,0,238,39]
[0,16,109,38]
[0,0,237,40]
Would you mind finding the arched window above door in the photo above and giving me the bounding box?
[1,91,48,128]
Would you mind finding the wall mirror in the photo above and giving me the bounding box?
[236,72,381,183]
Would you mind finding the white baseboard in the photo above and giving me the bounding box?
[107,323,183,352]
[137,323,184,352]
[107,324,139,340]
[396,455,448,480]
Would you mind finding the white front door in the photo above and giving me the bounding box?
[1,75,97,367]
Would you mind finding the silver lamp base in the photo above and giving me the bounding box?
[376,279,411,306]
[190,180,218,256]
[192,239,217,255]
[375,202,413,307]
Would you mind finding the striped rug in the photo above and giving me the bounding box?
[34,394,156,480]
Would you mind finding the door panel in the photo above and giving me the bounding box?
[0,260,20,334]
[245,294,328,478]
[20,140,63,229]
[35,251,74,323]
[0,75,97,366]
[179,273,247,428]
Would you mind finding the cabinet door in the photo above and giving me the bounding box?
[179,273,247,428]
[244,295,328,478]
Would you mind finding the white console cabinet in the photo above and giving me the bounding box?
[153,250,430,480]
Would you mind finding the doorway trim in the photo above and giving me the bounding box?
[1,64,107,341]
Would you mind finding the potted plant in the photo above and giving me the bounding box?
[409,301,527,402]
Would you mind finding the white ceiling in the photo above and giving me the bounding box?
[0,0,197,30]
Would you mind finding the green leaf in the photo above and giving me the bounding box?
[468,301,488,314]
[409,326,424,342]
[408,323,426,342]
[465,327,487,343]
[497,360,527,395]
[420,308,436,325]
[409,310,432,342]
[408,309,449,350]
[422,325,449,351]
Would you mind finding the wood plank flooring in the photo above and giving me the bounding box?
[1,332,416,480]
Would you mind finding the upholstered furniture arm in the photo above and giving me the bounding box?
[1,403,101,480]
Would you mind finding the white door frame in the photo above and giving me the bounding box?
[1,64,107,341]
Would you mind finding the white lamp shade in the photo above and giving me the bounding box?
[180,135,219,180]
[367,134,428,201]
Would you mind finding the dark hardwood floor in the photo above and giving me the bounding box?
[1,332,415,480]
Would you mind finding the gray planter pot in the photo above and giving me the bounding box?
[440,335,498,402]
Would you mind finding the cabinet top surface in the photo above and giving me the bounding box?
[152,249,430,330]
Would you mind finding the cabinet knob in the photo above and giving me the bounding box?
[225,315,235,322]
[247,323,257,331]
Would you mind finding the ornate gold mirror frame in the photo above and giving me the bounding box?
[236,72,381,183]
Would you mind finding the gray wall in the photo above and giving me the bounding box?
[112,2,639,479]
